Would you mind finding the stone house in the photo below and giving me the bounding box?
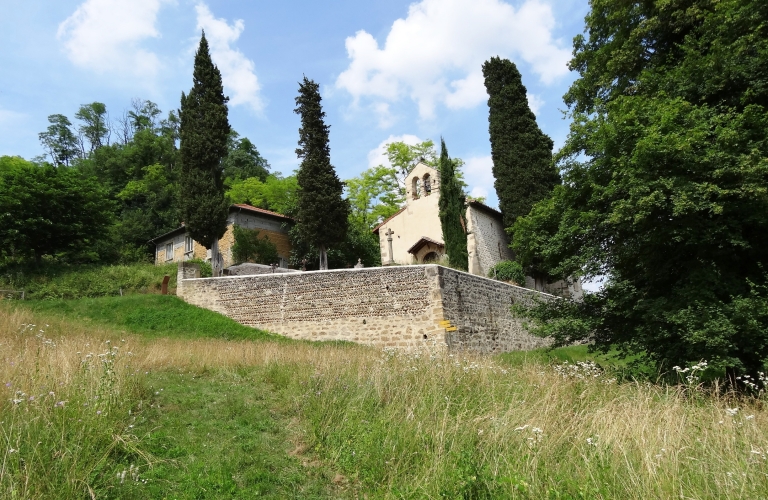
[150,204,293,269]
[373,162,582,299]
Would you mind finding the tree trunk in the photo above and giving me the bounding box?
[211,237,223,277]
[319,245,328,270]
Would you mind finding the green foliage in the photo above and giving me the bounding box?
[178,32,230,250]
[488,260,525,285]
[0,161,112,264]
[226,173,298,215]
[184,257,212,277]
[438,138,468,271]
[513,0,768,377]
[294,76,349,269]
[482,57,559,229]
[222,131,270,182]
[74,102,109,153]
[0,262,178,299]
[38,114,80,166]
[345,164,402,229]
[231,225,279,265]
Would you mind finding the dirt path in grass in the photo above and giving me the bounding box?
[121,369,352,499]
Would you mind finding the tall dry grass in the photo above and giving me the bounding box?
[3,304,768,498]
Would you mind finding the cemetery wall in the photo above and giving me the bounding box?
[177,264,551,352]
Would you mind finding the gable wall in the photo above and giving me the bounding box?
[466,205,514,277]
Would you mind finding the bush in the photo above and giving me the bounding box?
[232,225,279,265]
[0,262,178,300]
[185,258,212,278]
[488,260,525,285]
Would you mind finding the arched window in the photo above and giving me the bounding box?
[423,174,432,195]
[412,177,421,199]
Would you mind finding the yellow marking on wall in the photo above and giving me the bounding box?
[446,326,457,332]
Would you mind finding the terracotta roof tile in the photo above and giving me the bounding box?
[231,203,293,221]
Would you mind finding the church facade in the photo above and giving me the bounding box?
[373,162,513,276]
[373,162,582,299]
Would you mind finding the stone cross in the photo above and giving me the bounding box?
[385,228,395,265]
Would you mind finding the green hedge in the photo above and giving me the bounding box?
[0,263,179,300]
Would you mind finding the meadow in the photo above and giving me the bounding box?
[2,296,767,499]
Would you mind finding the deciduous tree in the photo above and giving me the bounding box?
[38,114,80,167]
[514,0,768,378]
[0,160,111,263]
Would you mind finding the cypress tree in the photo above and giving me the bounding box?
[179,32,230,274]
[438,138,468,271]
[482,57,559,229]
[294,76,349,270]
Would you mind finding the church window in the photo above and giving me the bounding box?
[423,174,432,195]
[412,177,421,199]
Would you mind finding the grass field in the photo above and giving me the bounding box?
[2,296,767,499]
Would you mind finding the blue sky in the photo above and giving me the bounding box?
[0,0,589,209]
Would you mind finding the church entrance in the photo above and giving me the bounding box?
[423,252,439,263]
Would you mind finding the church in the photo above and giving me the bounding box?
[373,162,582,299]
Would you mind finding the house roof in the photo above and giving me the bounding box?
[231,203,293,222]
[467,200,503,218]
[372,206,407,234]
[407,236,444,255]
[149,204,292,243]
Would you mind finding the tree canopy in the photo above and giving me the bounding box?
[178,32,230,254]
[0,158,112,263]
[482,56,559,230]
[438,138,468,271]
[293,76,349,270]
[513,0,768,377]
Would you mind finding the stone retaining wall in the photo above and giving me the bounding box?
[177,264,551,352]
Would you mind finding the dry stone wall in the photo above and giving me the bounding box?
[177,264,551,352]
[438,267,550,353]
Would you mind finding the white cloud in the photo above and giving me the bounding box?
[527,93,544,115]
[367,134,424,169]
[336,0,570,122]
[58,0,168,79]
[195,3,263,112]
[464,155,497,206]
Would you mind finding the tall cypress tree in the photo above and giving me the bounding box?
[438,138,468,271]
[179,32,230,274]
[482,57,559,229]
[294,76,349,270]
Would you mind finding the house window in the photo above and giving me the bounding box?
[165,242,174,261]
[185,235,193,254]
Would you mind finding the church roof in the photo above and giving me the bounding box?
[467,200,503,218]
[371,206,407,234]
[407,236,444,255]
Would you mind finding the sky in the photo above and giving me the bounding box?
[0,0,590,210]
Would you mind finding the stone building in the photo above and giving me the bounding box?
[150,204,293,269]
[373,162,514,276]
[373,162,582,299]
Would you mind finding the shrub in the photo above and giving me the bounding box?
[488,260,525,285]
[232,225,279,265]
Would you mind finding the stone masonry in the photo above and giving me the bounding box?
[177,263,552,353]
